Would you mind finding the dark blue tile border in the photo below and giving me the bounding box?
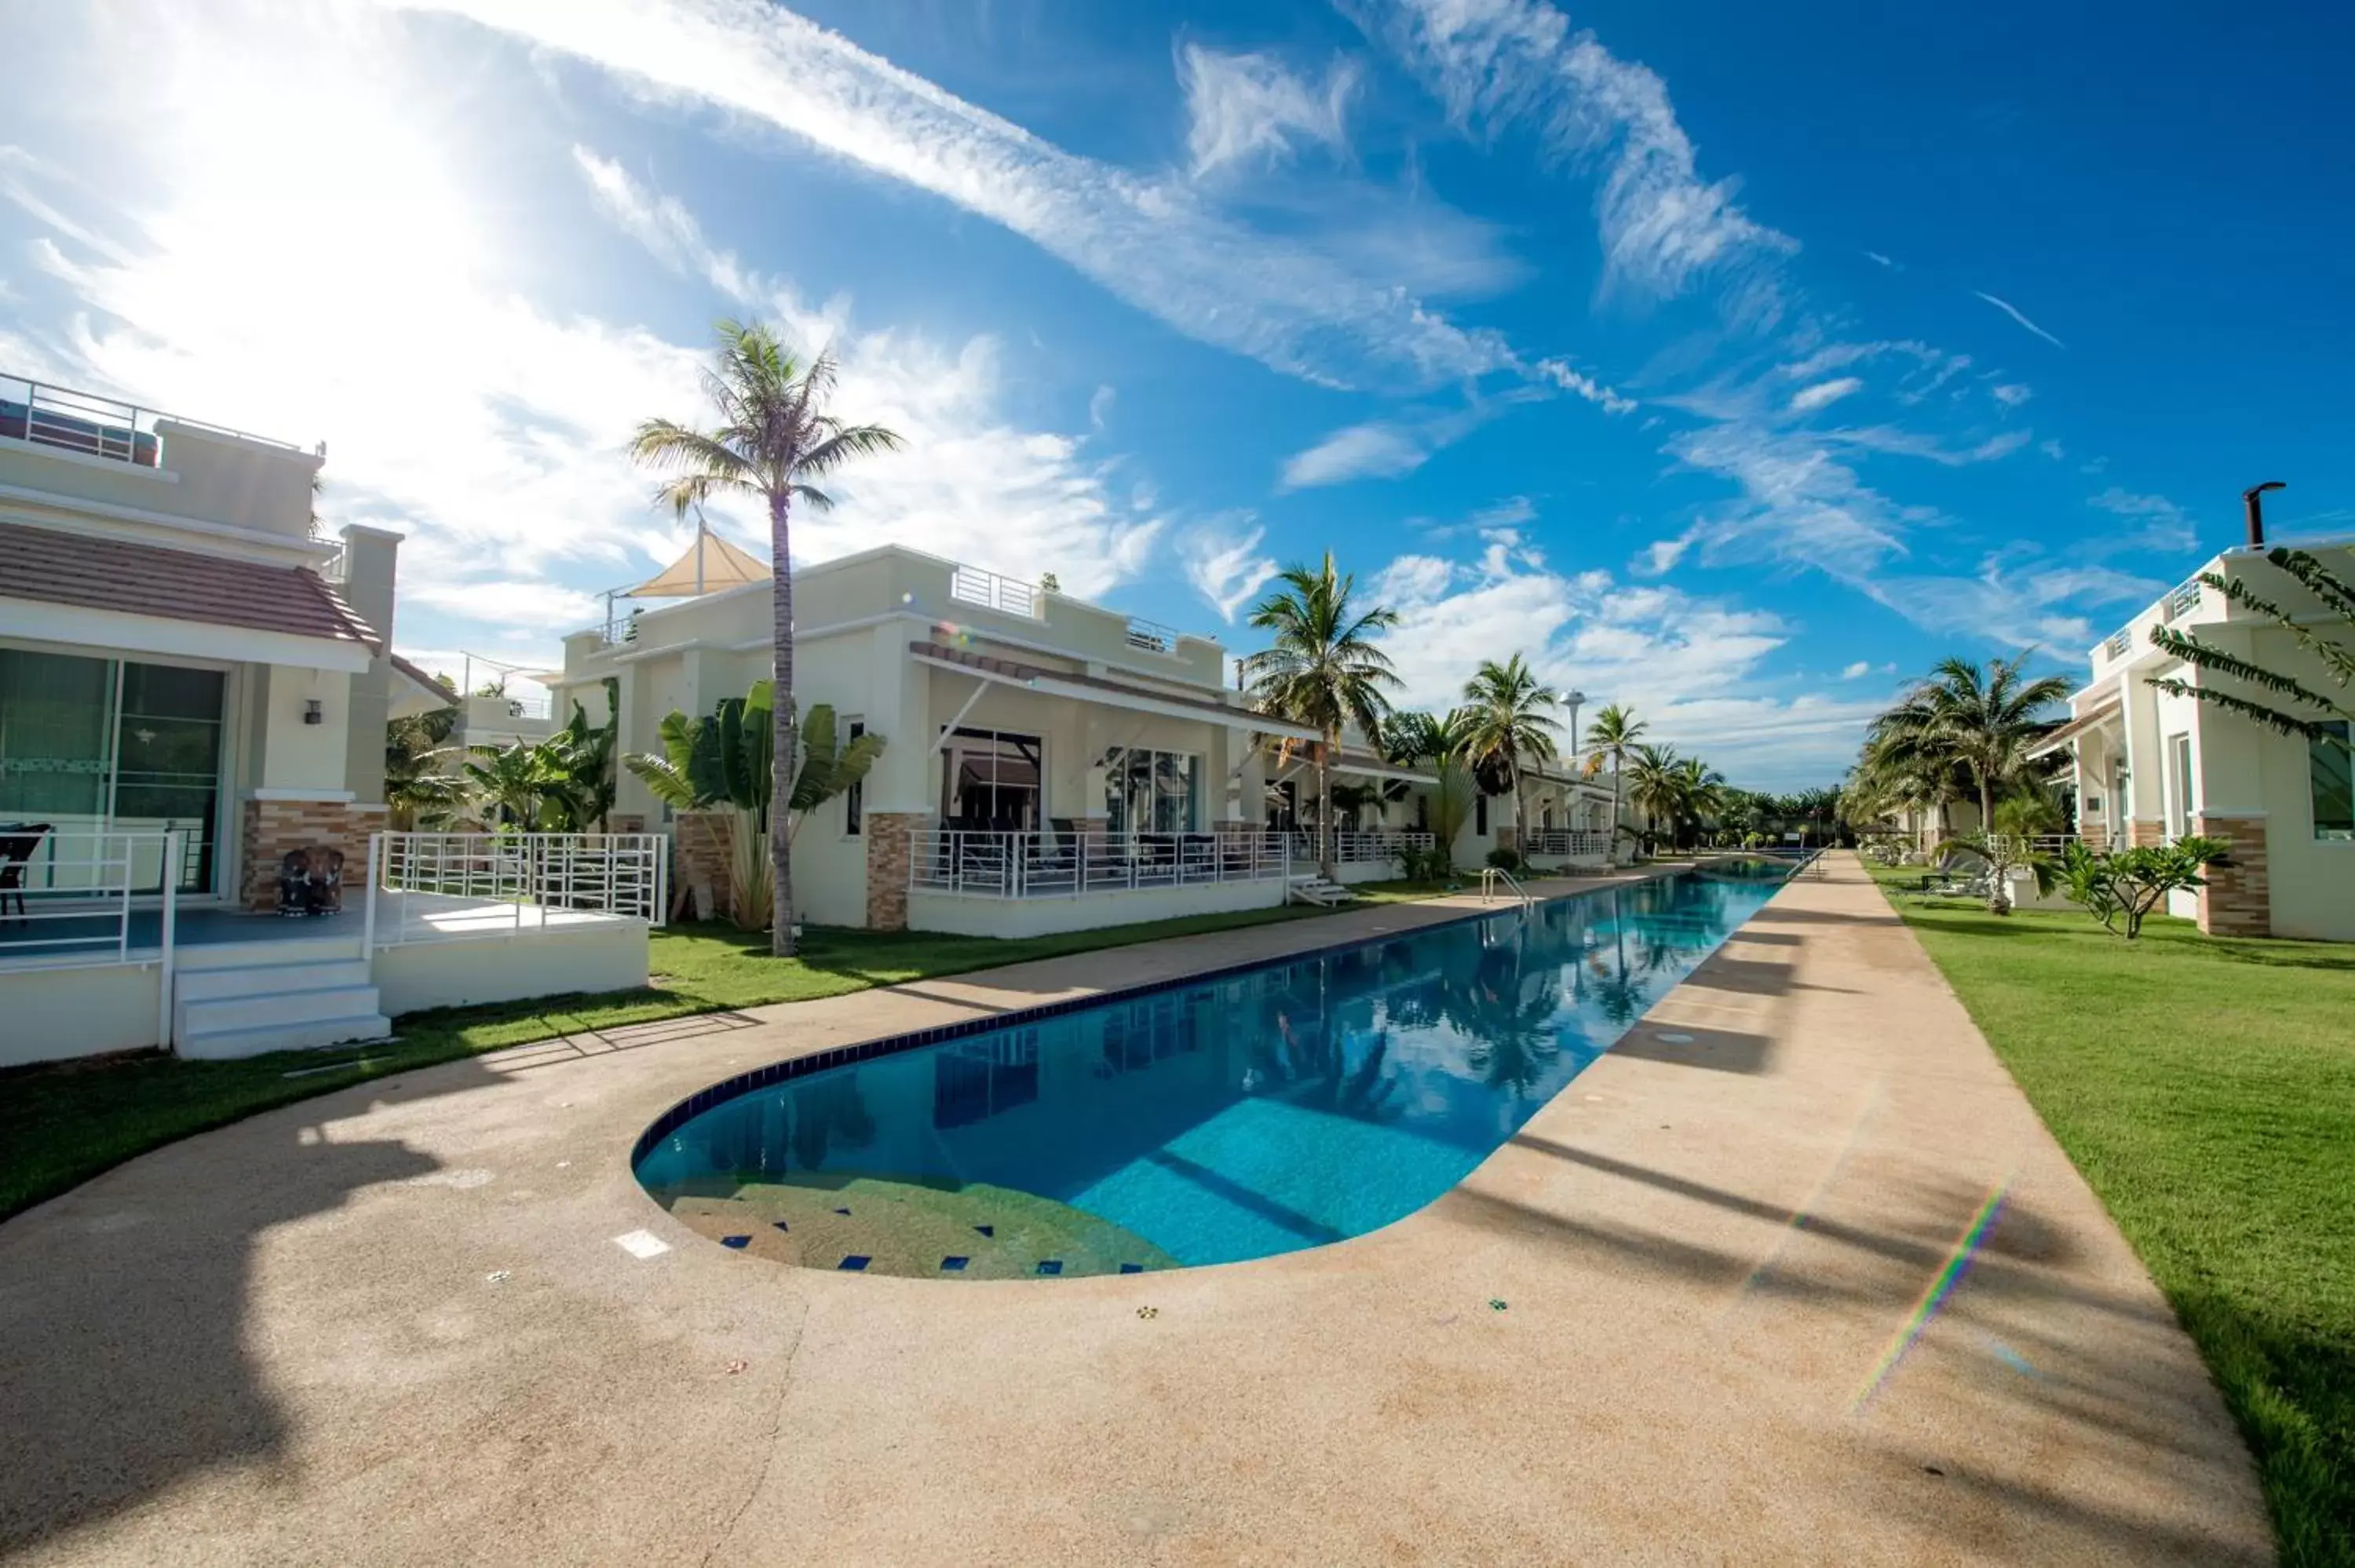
[629,867,1702,1169]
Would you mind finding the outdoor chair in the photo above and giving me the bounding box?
[275,847,347,917]
[1,822,53,921]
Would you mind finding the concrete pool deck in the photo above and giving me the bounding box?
[0,855,2270,1565]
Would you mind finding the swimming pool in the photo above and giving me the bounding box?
[633,867,1789,1278]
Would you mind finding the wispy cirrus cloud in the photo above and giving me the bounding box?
[1177,517,1281,622]
[1356,0,1797,307]
[385,0,1520,393]
[2087,486,2200,554]
[1788,376,1861,414]
[1180,45,1356,179]
[1280,418,1451,489]
[1971,289,2065,348]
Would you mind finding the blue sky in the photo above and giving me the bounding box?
[3,0,2349,786]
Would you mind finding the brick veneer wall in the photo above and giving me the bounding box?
[2127,819,2167,848]
[2193,813,2272,938]
[672,810,735,923]
[239,799,389,910]
[864,813,926,931]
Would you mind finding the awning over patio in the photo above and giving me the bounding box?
[910,639,1322,742]
[2027,697,2123,760]
[1331,749,1437,786]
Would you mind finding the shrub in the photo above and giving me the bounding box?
[1395,844,1456,882]
[1484,846,1528,875]
[2057,837,2229,939]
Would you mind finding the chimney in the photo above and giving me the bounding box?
[2243,480,2285,549]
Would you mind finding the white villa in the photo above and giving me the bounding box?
[0,372,656,1067]
[2031,530,2355,940]
[550,537,1626,937]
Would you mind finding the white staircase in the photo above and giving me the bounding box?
[173,931,392,1059]
[1287,873,1357,907]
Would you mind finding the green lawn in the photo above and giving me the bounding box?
[1873,874,2355,1566]
[0,880,1455,1225]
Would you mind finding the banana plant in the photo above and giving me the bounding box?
[625,681,885,930]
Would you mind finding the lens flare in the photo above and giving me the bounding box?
[1850,1178,2010,1413]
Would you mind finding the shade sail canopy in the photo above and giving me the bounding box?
[624,526,770,598]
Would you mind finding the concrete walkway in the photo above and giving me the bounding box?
[0,857,2269,1566]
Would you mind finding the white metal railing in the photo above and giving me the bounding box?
[0,830,181,1012]
[1123,615,1181,656]
[367,832,667,946]
[2103,627,2133,660]
[1521,829,1612,859]
[2162,581,2203,622]
[909,829,1291,899]
[1287,830,1435,865]
[2,369,307,466]
[949,563,1042,620]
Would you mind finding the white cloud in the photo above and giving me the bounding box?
[1863,250,1896,268]
[1179,46,1356,179]
[2087,486,2200,555]
[1279,419,1438,489]
[1970,289,2065,348]
[1088,385,1115,430]
[1367,534,1878,785]
[1839,661,1871,679]
[387,0,1519,393]
[1177,517,1281,622]
[1991,382,2032,408]
[2039,437,2065,460]
[1787,376,1861,414]
[1534,356,1635,414]
[1363,0,1797,304]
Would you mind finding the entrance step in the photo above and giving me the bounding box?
[1286,874,1357,907]
[171,949,389,1059]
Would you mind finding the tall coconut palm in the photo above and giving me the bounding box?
[1581,702,1646,851]
[631,321,903,956]
[1869,655,2072,835]
[1456,654,1563,852]
[1244,553,1401,880]
[1670,755,1729,845]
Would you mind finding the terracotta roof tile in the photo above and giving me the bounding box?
[0,523,378,649]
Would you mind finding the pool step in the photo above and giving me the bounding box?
[172,953,390,1059]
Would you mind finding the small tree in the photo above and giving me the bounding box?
[2057,837,2229,939]
[626,683,885,930]
[1933,833,2057,915]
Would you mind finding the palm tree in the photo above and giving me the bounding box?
[1244,553,1402,880]
[1869,655,2072,835]
[1626,743,1688,847]
[1582,702,1646,854]
[631,320,903,956]
[1456,654,1563,853]
[385,703,463,831]
[1671,756,1729,845]
[461,741,559,830]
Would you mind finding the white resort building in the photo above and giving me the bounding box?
[2032,529,2355,940]
[0,373,656,1067]
[549,538,1624,937]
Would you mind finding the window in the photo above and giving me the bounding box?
[0,648,223,893]
[1475,793,1489,835]
[2167,733,2194,840]
[1103,746,1200,834]
[2313,722,2354,840]
[843,718,865,835]
[940,727,1041,830]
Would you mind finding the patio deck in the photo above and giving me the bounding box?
[0,891,637,965]
[0,857,2269,1565]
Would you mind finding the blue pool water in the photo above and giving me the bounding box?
[635,865,1790,1272]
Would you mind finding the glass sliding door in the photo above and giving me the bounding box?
[0,647,225,895]
[941,727,1042,831]
[1104,746,1201,835]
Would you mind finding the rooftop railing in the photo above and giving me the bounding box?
[1123,614,1183,656]
[1,370,309,469]
[949,563,1042,620]
[2161,580,2203,622]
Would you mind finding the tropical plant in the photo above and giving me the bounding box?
[1456,654,1562,854]
[2147,544,2355,753]
[1868,655,2073,833]
[2056,837,2229,939]
[1933,832,2057,915]
[536,681,621,833]
[1626,745,1687,846]
[1243,552,1401,880]
[460,739,562,830]
[626,682,886,930]
[1581,702,1646,855]
[631,319,904,955]
[1380,709,1455,768]
[385,702,463,831]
